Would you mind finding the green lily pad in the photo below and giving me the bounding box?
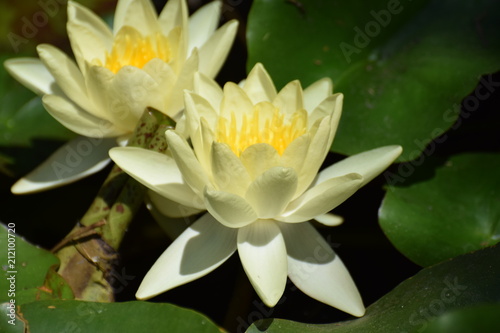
[421,304,500,333]
[247,0,500,161]
[11,300,222,333]
[246,243,500,333]
[0,224,73,305]
[379,153,500,267]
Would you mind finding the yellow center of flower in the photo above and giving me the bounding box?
[105,27,171,73]
[217,103,308,156]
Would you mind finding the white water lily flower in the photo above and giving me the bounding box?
[5,0,238,193]
[110,63,402,316]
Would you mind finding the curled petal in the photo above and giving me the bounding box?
[238,220,288,307]
[136,213,237,299]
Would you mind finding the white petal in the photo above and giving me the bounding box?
[240,143,280,180]
[42,94,125,137]
[165,130,209,196]
[198,19,238,78]
[193,72,223,111]
[11,137,116,194]
[279,173,363,223]
[147,189,203,218]
[188,0,221,53]
[37,44,94,114]
[221,82,253,121]
[158,0,188,37]
[314,213,344,227]
[245,167,298,218]
[136,213,237,299]
[113,0,159,36]
[316,146,403,187]
[109,147,205,209]
[272,80,303,116]
[67,1,113,70]
[211,142,251,196]
[280,222,365,317]
[4,58,61,95]
[243,63,277,104]
[204,187,257,228]
[303,78,333,112]
[237,220,288,307]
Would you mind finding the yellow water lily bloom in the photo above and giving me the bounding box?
[5,0,238,193]
[110,63,402,316]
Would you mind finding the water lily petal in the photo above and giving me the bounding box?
[166,130,209,196]
[240,143,280,180]
[188,0,221,53]
[193,71,223,111]
[109,146,204,209]
[204,187,257,228]
[198,19,238,78]
[67,1,113,71]
[211,142,251,196]
[184,89,218,137]
[237,220,288,307]
[243,62,277,104]
[37,44,94,114]
[316,145,403,187]
[3,58,60,96]
[147,190,203,218]
[273,80,303,116]
[303,77,333,112]
[136,213,237,299]
[245,167,298,218]
[11,136,116,194]
[314,213,344,226]
[280,134,311,190]
[221,82,253,122]
[164,49,199,119]
[42,94,124,137]
[113,0,159,36]
[279,173,363,223]
[308,93,342,133]
[158,0,188,38]
[280,222,365,317]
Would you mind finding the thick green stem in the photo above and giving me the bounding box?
[54,108,174,302]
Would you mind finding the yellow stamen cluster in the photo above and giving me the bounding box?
[217,103,308,156]
[105,28,170,73]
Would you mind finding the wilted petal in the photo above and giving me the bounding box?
[11,137,116,194]
[4,58,61,96]
[136,213,237,299]
[238,220,287,307]
[316,146,403,187]
[245,167,298,218]
[204,187,257,228]
[280,222,365,317]
[109,146,204,209]
[279,173,363,223]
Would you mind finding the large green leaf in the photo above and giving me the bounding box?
[421,304,500,333]
[247,0,500,161]
[379,153,500,267]
[0,224,73,305]
[246,243,500,333]
[8,300,223,333]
